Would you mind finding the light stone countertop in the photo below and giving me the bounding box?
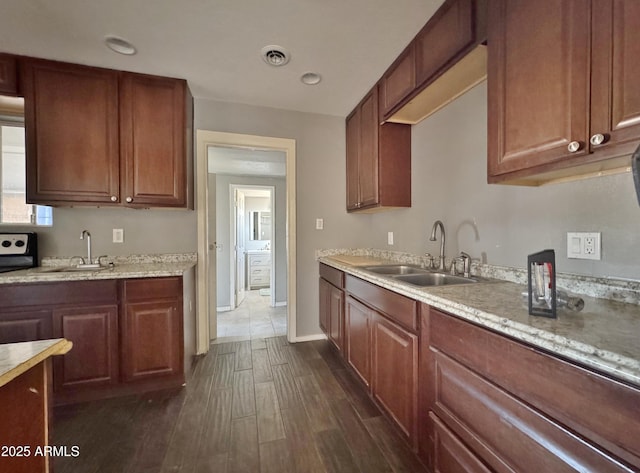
[0,253,197,285]
[0,338,72,388]
[319,254,640,388]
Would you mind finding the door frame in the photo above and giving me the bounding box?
[196,130,296,354]
[230,184,276,308]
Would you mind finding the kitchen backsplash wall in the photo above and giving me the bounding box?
[12,206,197,258]
[368,82,640,281]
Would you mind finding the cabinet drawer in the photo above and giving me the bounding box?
[123,277,182,302]
[249,254,271,266]
[429,307,640,467]
[250,267,270,276]
[319,263,344,289]
[430,413,491,473]
[0,280,118,308]
[0,310,52,344]
[250,275,270,285]
[346,275,417,331]
[432,350,630,473]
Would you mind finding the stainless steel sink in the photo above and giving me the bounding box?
[394,272,477,287]
[363,265,428,275]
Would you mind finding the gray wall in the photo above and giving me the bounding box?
[213,174,286,307]
[196,99,371,337]
[9,207,197,259]
[367,82,640,280]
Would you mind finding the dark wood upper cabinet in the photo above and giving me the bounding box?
[346,86,411,212]
[22,59,121,204]
[20,57,193,208]
[488,0,640,184]
[414,0,476,87]
[120,73,190,207]
[380,0,487,124]
[379,45,416,118]
[0,53,19,96]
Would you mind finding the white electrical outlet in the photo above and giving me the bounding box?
[567,232,601,260]
[315,218,324,230]
[113,228,124,243]
[387,232,394,245]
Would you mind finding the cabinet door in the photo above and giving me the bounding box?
[21,59,120,204]
[319,278,330,334]
[358,90,379,208]
[52,305,119,391]
[590,0,640,156]
[346,108,361,210]
[120,73,187,207]
[380,45,416,118]
[372,314,418,442]
[345,296,372,387]
[329,284,344,352]
[487,0,591,178]
[0,53,18,96]
[415,0,475,87]
[0,310,52,344]
[122,300,182,381]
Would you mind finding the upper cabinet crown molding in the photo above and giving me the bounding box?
[487,0,640,185]
[18,56,193,208]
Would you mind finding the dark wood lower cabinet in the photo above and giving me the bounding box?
[123,300,182,381]
[422,304,640,472]
[52,305,119,391]
[0,309,52,344]
[0,277,185,405]
[431,413,491,473]
[345,295,372,388]
[372,313,418,443]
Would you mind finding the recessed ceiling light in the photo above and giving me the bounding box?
[301,72,322,85]
[261,45,290,67]
[104,36,137,55]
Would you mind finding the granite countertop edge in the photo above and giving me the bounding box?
[318,255,640,389]
[0,259,197,285]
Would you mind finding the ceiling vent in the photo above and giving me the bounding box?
[261,45,290,67]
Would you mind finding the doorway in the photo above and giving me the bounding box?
[196,131,296,354]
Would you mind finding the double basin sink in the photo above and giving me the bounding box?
[362,264,481,287]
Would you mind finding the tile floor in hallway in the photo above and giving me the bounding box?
[214,289,287,343]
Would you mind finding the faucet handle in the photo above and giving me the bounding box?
[423,253,435,269]
[459,252,472,278]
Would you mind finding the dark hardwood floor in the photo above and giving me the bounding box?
[53,337,428,473]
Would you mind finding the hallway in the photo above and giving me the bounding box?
[215,290,287,343]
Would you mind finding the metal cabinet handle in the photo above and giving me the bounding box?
[110,196,117,202]
[567,141,581,153]
[125,197,133,203]
[590,133,606,146]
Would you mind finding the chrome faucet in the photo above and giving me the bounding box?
[429,220,446,271]
[80,230,92,266]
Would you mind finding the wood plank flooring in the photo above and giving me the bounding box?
[53,337,428,473]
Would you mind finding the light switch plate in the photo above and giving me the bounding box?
[567,232,601,260]
[387,232,394,245]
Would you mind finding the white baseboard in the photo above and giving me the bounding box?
[293,333,327,343]
[274,301,287,307]
[216,306,232,312]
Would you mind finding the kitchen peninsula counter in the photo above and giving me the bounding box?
[318,252,640,388]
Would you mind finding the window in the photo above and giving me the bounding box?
[0,121,52,225]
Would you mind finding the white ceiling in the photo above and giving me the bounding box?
[0,0,443,117]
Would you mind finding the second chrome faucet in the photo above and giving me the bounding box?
[429,220,446,271]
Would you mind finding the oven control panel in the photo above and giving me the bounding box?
[0,233,31,255]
